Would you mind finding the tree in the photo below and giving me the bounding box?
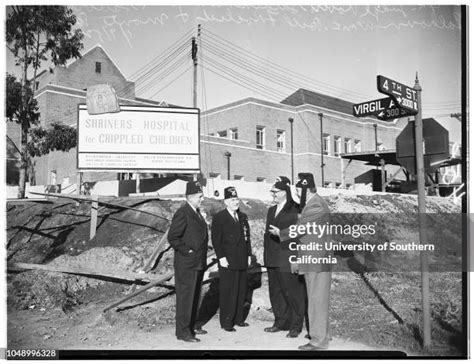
[6,73,78,187]
[6,6,84,198]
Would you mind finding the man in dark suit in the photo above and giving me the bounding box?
[269,173,332,350]
[263,176,306,338]
[211,186,252,332]
[168,181,209,342]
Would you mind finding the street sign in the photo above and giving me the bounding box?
[396,118,450,175]
[353,96,416,121]
[377,75,419,113]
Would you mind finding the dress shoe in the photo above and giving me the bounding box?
[264,326,282,333]
[223,327,236,332]
[235,322,249,327]
[177,336,200,343]
[194,328,207,335]
[298,342,328,351]
[286,330,300,338]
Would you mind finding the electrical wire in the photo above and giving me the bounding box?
[150,64,192,99]
[201,26,462,108]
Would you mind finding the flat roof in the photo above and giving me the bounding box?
[340,150,399,166]
[340,150,462,168]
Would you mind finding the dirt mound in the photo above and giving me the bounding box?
[6,193,464,356]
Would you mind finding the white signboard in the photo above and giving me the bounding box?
[77,105,200,172]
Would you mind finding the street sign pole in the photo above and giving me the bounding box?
[413,74,431,348]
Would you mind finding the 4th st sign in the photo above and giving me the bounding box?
[352,96,416,121]
[377,75,419,113]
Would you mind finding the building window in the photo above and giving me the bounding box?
[323,134,330,155]
[344,138,352,154]
[209,172,221,178]
[354,139,361,152]
[256,126,265,149]
[229,128,238,140]
[324,181,333,188]
[277,130,285,152]
[335,182,342,189]
[217,130,227,138]
[234,175,244,180]
[346,183,353,189]
[119,173,134,180]
[334,136,341,156]
[257,177,266,182]
[95,62,102,73]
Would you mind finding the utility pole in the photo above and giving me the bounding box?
[319,113,325,187]
[192,37,197,108]
[191,25,200,182]
[289,117,294,183]
[413,74,431,348]
[192,25,200,109]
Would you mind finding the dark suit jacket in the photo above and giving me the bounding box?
[281,193,332,273]
[168,202,209,270]
[211,209,251,270]
[263,201,299,268]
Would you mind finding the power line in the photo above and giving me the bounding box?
[150,64,192,99]
[202,27,375,102]
[201,56,287,102]
[201,26,461,108]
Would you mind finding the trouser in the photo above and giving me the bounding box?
[268,267,306,331]
[174,268,204,338]
[304,271,331,347]
[218,267,247,328]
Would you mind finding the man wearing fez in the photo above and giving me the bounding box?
[263,176,306,338]
[168,181,209,342]
[211,186,252,332]
[269,173,332,350]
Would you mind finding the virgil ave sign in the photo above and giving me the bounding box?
[377,75,419,113]
[352,96,415,121]
[77,105,200,172]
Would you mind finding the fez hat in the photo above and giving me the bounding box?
[224,186,238,199]
[186,181,203,195]
[295,173,316,189]
[270,176,291,192]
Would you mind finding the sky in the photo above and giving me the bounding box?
[6,4,463,120]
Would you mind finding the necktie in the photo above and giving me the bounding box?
[233,212,239,222]
[196,208,205,222]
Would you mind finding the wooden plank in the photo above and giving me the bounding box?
[8,262,158,283]
[103,272,174,312]
[142,229,169,273]
[28,191,169,221]
[107,252,217,311]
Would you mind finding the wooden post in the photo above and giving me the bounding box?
[413,75,431,348]
[381,159,386,192]
[90,195,99,240]
[76,172,83,207]
[136,174,141,194]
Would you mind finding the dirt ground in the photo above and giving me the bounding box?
[6,194,466,358]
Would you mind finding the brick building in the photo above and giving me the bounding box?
[7,45,428,190]
[6,45,167,186]
[199,93,406,188]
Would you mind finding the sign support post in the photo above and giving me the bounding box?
[413,74,431,348]
[90,195,99,240]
